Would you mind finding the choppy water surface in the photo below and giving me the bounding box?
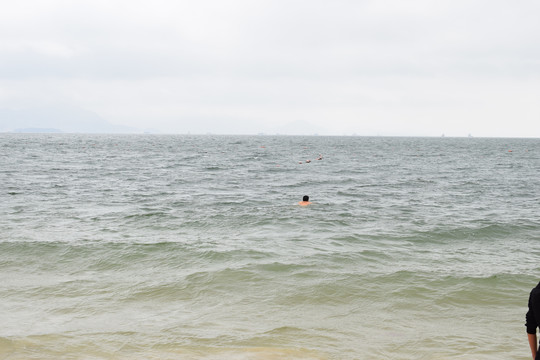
[1,134,539,359]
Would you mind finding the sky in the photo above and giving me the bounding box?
[0,0,539,136]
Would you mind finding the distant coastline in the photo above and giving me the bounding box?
[13,128,63,133]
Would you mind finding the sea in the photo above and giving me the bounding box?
[0,134,539,360]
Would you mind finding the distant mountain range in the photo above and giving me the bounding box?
[0,106,331,135]
[13,127,63,133]
[0,107,140,133]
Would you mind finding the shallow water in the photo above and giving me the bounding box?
[1,134,539,359]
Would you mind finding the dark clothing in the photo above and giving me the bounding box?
[526,282,540,334]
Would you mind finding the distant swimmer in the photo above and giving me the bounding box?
[298,195,312,206]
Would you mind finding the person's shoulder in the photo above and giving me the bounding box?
[298,201,312,206]
[529,283,540,301]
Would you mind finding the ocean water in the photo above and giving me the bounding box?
[0,134,539,360]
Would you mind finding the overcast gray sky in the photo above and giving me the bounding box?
[1,0,539,136]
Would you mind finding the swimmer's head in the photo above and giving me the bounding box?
[303,195,309,202]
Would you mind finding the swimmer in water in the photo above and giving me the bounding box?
[298,195,312,206]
